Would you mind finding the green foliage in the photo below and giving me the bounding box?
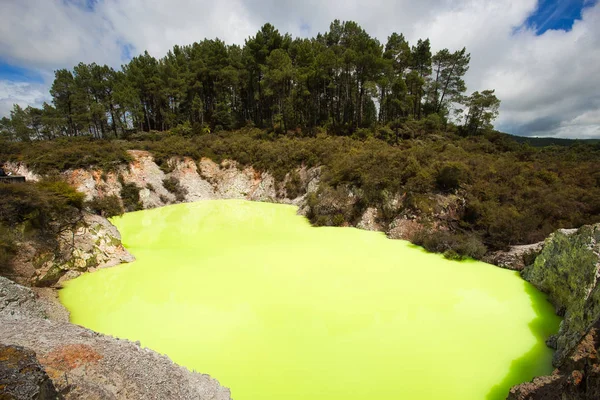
[162,177,188,202]
[36,179,85,210]
[0,20,488,141]
[305,185,357,227]
[171,121,193,136]
[423,113,443,132]
[462,90,501,135]
[285,170,305,199]
[0,136,131,174]
[0,180,86,269]
[3,122,600,260]
[86,195,123,218]
[0,223,16,273]
[352,128,373,141]
[436,162,469,192]
[413,229,487,260]
[119,177,143,212]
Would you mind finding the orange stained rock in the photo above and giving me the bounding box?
[40,344,103,372]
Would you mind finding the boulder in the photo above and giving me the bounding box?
[0,344,59,400]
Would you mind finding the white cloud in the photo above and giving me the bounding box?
[0,81,50,118]
[0,0,599,138]
[98,0,257,58]
[0,0,124,70]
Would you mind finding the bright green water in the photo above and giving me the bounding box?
[60,200,560,400]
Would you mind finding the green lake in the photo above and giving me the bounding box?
[60,200,560,399]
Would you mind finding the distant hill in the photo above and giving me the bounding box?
[505,133,600,147]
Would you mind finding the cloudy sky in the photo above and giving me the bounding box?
[1,0,599,138]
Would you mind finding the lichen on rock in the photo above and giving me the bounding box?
[522,224,600,366]
[26,214,134,287]
[0,344,59,400]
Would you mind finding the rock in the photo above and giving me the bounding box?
[0,315,231,400]
[198,158,276,201]
[64,169,124,203]
[522,224,600,366]
[58,151,318,212]
[0,278,231,399]
[3,162,41,182]
[249,172,277,202]
[279,166,321,201]
[0,277,47,319]
[357,208,381,231]
[305,167,322,196]
[0,344,59,400]
[387,217,423,241]
[484,242,545,271]
[19,214,135,288]
[508,317,600,399]
[121,150,173,208]
[167,157,215,202]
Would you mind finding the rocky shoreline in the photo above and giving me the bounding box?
[0,277,231,399]
[2,151,600,399]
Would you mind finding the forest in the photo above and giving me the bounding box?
[0,20,499,140]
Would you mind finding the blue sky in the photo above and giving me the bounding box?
[0,0,599,138]
[525,0,597,34]
[0,62,45,84]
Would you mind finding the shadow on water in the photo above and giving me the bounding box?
[486,281,561,400]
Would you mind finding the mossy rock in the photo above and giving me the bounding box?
[523,224,600,365]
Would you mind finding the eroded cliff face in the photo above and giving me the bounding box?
[8,150,465,248]
[509,224,600,398]
[63,151,291,207]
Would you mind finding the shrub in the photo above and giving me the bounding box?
[119,177,142,212]
[332,213,345,227]
[162,177,187,202]
[0,136,130,174]
[0,223,16,273]
[171,121,193,136]
[285,170,304,199]
[36,179,85,210]
[405,169,435,193]
[423,113,443,132]
[413,229,487,260]
[0,180,86,265]
[352,128,373,141]
[87,195,123,218]
[375,126,394,143]
[305,185,356,227]
[436,163,469,192]
[404,193,436,214]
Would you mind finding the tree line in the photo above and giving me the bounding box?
[0,20,500,141]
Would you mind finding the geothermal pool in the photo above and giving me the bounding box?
[60,200,560,399]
